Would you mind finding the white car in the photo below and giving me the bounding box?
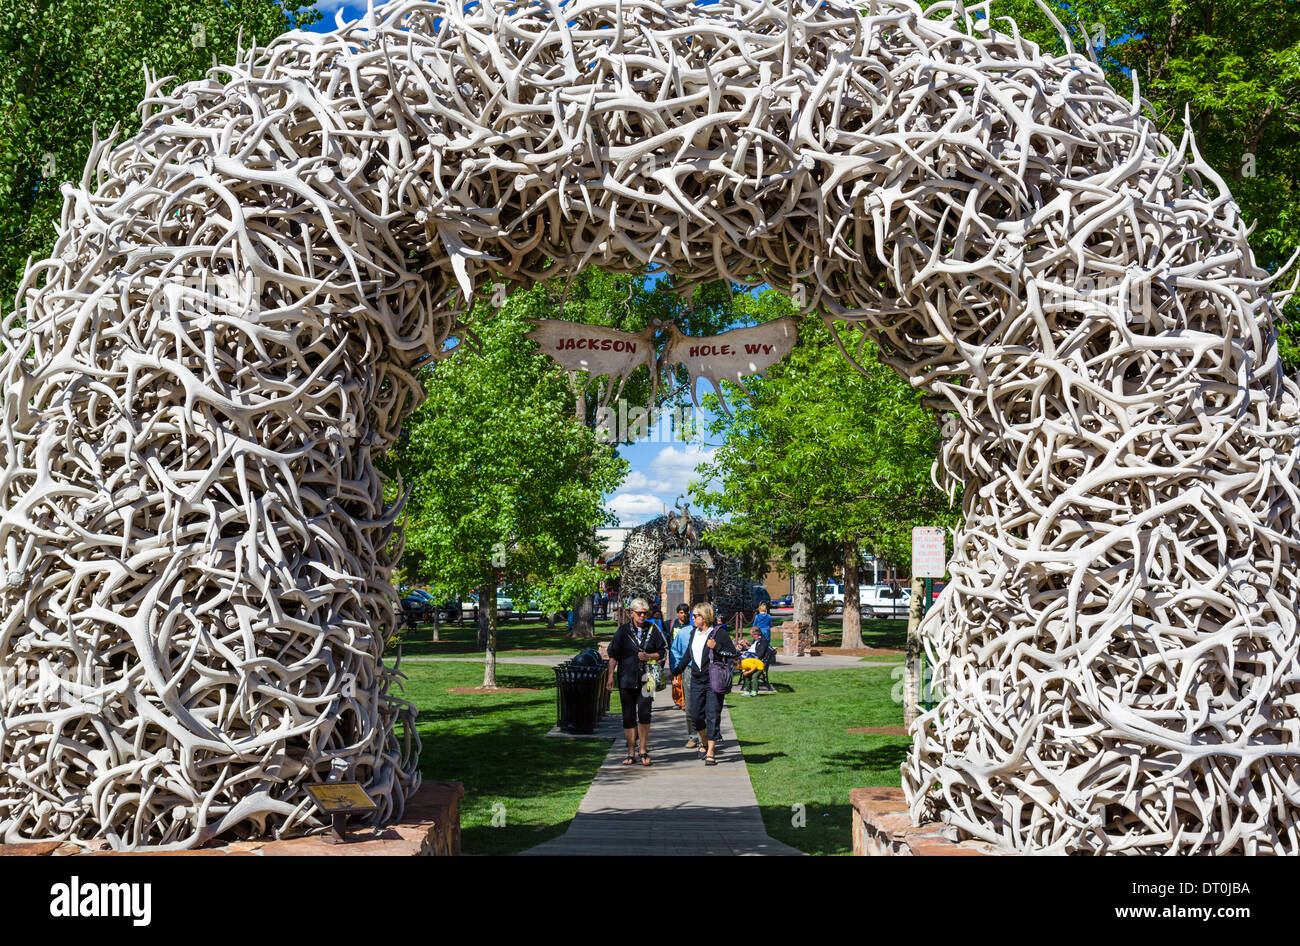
[859,584,911,619]
[820,583,912,618]
[458,595,515,622]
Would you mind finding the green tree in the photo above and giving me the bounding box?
[0,0,319,313]
[691,300,961,649]
[387,288,627,686]
[517,265,765,635]
[987,0,1300,361]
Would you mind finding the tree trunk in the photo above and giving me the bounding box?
[482,573,499,688]
[793,570,813,625]
[570,588,594,638]
[808,570,820,645]
[432,602,440,642]
[904,575,925,725]
[476,577,492,649]
[568,386,596,640]
[841,545,863,649]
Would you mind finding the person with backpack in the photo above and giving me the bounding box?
[671,602,736,765]
[605,597,667,766]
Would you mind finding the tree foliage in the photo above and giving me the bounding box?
[385,288,627,600]
[0,0,319,313]
[690,297,962,643]
[989,0,1300,361]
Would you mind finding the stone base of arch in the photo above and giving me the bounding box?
[850,788,1011,857]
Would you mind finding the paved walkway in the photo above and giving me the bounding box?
[520,685,805,856]
[404,653,896,670]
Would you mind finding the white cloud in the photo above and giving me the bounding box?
[605,444,719,526]
[620,470,673,493]
[606,493,666,522]
[649,444,716,485]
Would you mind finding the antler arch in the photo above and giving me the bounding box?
[1,0,1297,853]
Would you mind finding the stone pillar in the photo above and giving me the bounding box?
[780,620,811,656]
[660,556,708,613]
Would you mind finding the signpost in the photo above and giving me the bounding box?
[911,527,946,711]
[306,782,377,843]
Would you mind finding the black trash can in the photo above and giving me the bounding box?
[553,660,572,731]
[572,649,609,717]
[554,661,604,734]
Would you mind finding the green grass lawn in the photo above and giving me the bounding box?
[727,666,909,856]
[393,618,618,657]
[395,661,608,855]
[768,615,908,650]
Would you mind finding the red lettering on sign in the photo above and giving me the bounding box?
[555,336,639,354]
[689,344,737,357]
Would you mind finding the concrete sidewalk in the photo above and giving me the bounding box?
[520,685,805,856]
[401,653,898,670]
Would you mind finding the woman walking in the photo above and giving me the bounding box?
[605,597,667,765]
[671,602,736,765]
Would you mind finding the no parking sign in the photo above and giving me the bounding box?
[911,527,946,579]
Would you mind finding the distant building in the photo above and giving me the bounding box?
[595,527,632,567]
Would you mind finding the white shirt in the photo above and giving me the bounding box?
[690,627,707,669]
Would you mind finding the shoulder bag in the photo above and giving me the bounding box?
[706,629,734,695]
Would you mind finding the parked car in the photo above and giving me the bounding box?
[860,583,912,619]
[817,581,843,609]
[819,582,846,612]
[401,591,460,625]
[770,594,794,609]
[400,589,433,625]
[457,593,515,623]
[518,599,546,621]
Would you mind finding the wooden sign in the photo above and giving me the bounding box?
[527,317,797,412]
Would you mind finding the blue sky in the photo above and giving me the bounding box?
[303,0,379,30]
[604,394,726,527]
[300,1,733,527]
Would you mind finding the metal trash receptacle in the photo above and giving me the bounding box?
[554,660,604,734]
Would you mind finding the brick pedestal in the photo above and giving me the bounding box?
[849,787,1011,856]
[779,620,811,656]
[660,557,708,613]
[0,781,465,857]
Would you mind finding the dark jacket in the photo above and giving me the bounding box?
[607,621,667,689]
[672,626,736,676]
[744,635,772,664]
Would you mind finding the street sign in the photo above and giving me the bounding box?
[911,526,946,579]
